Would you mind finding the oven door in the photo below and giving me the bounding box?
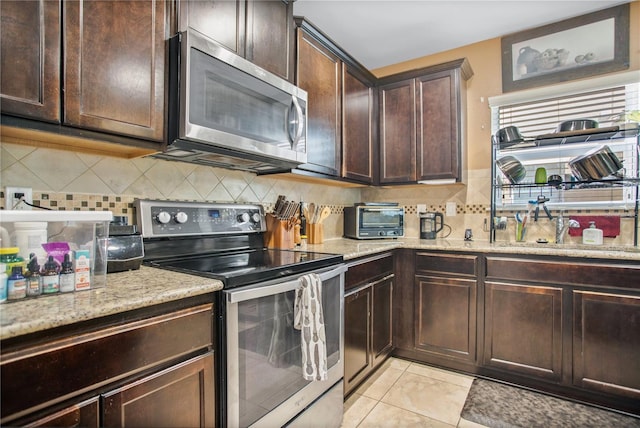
[224,264,346,428]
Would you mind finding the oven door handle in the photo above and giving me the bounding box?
[226,264,346,303]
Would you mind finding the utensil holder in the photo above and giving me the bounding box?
[264,214,294,249]
[307,223,324,244]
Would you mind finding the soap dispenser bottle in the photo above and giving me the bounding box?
[582,221,603,245]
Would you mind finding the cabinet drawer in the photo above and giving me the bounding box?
[1,303,213,422]
[346,253,393,291]
[415,252,477,277]
[486,257,640,290]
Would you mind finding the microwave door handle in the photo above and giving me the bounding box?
[288,96,304,148]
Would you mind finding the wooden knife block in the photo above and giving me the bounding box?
[264,213,294,249]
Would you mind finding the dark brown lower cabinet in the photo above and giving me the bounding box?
[415,275,477,363]
[392,251,640,415]
[344,253,394,396]
[1,297,216,427]
[484,256,640,414]
[573,290,640,400]
[372,276,393,366]
[344,285,372,392]
[483,281,563,381]
[395,252,478,368]
[103,353,215,427]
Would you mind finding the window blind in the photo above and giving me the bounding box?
[492,82,639,139]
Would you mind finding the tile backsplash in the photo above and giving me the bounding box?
[2,142,637,245]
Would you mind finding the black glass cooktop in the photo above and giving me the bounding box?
[146,248,343,288]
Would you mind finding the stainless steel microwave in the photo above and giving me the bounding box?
[153,28,308,173]
[343,204,404,239]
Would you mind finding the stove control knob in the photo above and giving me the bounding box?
[175,211,188,224]
[156,211,171,224]
[251,213,261,223]
[238,212,250,223]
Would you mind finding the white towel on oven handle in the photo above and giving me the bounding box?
[294,273,328,381]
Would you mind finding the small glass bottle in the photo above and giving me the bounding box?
[7,265,27,300]
[59,253,75,293]
[26,253,43,297]
[42,255,60,294]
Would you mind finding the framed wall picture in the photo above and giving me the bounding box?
[501,3,630,93]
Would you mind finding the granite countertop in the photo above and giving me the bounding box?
[2,238,638,341]
[0,266,223,340]
[305,237,640,262]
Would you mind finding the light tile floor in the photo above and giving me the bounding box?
[342,358,488,428]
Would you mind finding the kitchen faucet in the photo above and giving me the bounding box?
[555,212,580,244]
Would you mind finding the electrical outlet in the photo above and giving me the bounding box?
[417,204,426,216]
[446,201,457,217]
[5,187,33,210]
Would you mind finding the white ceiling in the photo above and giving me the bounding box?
[292,0,631,70]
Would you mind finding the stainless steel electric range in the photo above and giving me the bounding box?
[135,199,345,428]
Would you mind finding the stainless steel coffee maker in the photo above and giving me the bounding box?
[419,212,444,239]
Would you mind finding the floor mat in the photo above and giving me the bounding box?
[460,378,640,428]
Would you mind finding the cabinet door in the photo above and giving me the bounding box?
[178,0,243,55]
[379,79,416,183]
[103,352,215,428]
[344,287,371,396]
[342,64,375,184]
[416,70,460,181]
[296,28,341,176]
[246,0,293,81]
[371,276,393,366]
[573,290,640,400]
[484,281,563,381]
[415,275,477,363]
[63,0,167,141]
[0,0,60,122]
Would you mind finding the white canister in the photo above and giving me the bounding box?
[13,222,48,261]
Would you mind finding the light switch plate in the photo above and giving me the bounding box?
[446,201,457,217]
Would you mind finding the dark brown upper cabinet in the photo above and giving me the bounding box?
[294,17,377,184]
[1,0,169,146]
[179,0,294,82]
[342,63,377,184]
[1,0,61,123]
[378,59,473,185]
[64,0,169,142]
